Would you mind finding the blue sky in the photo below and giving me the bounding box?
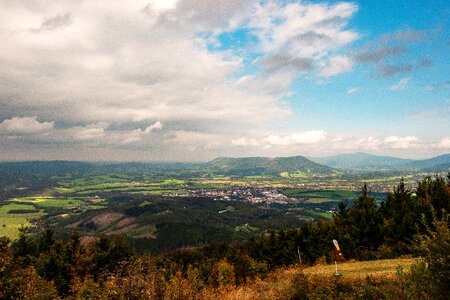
[0,0,448,160]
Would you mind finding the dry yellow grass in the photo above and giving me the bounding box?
[200,258,415,300]
[303,257,414,279]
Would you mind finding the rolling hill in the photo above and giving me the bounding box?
[308,152,412,170]
[206,156,335,176]
[309,152,450,171]
[403,154,450,171]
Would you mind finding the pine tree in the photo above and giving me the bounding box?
[348,184,382,259]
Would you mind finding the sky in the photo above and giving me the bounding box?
[0,0,449,161]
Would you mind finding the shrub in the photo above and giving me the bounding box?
[412,209,450,299]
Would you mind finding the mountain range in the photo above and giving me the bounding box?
[308,152,450,171]
[0,153,448,178]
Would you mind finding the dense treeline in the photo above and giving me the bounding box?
[0,174,449,299]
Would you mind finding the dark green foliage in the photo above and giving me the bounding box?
[380,180,417,252]
[416,175,450,217]
[413,209,450,298]
[8,227,131,296]
[332,184,383,259]
[11,225,37,266]
[88,235,131,278]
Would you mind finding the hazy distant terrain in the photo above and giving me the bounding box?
[309,152,450,171]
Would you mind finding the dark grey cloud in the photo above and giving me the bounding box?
[259,53,313,74]
[150,0,253,32]
[377,58,432,78]
[378,64,411,77]
[353,27,431,77]
[291,31,330,45]
[425,80,450,91]
[313,16,346,27]
[354,46,406,64]
[379,29,427,43]
[33,13,73,32]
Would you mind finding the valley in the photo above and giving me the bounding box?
[0,153,447,252]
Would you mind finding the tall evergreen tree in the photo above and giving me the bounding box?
[380,179,418,251]
[348,184,382,258]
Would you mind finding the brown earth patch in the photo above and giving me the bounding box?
[91,212,124,228]
[115,216,136,228]
[80,235,98,245]
[133,225,157,239]
[107,223,140,235]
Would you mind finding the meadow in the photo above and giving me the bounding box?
[191,258,416,299]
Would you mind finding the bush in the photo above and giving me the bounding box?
[413,210,450,299]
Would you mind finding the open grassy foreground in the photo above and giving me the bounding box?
[303,257,414,279]
[201,258,415,299]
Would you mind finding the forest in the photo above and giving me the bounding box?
[0,173,449,299]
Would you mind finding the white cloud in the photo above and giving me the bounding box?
[0,116,54,134]
[0,1,289,142]
[9,1,441,161]
[389,77,410,91]
[437,137,450,149]
[347,87,359,94]
[147,0,178,12]
[320,55,353,77]
[250,2,358,56]
[69,122,108,141]
[231,137,259,147]
[357,137,383,151]
[143,121,163,134]
[384,136,419,149]
[265,130,327,146]
[248,1,358,78]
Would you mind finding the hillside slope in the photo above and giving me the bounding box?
[207,156,335,176]
[404,154,450,171]
[309,152,412,170]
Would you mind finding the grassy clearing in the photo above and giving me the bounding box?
[303,257,414,278]
[158,179,185,186]
[0,203,44,240]
[304,198,337,204]
[11,196,86,208]
[201,258,415,299]
[364,174,415,183]
[306,209,332,219]
[280,171,309,178]
[130,189,188,195]
[282,189,357,198]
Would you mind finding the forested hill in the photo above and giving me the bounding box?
[404,153,450,171]
[206,156,335,176]
[0,156,335,178]
[309,152,412,170]
[309,152,450,171]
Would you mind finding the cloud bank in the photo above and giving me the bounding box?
[0,1,446,160]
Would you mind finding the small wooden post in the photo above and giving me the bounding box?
[333,239,342,276]
[297,246,302,265]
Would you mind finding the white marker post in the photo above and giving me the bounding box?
[333,239,342,276]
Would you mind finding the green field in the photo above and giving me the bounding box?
[0,203,44,239]
[11,196,86,208]
[282,189,357,198]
